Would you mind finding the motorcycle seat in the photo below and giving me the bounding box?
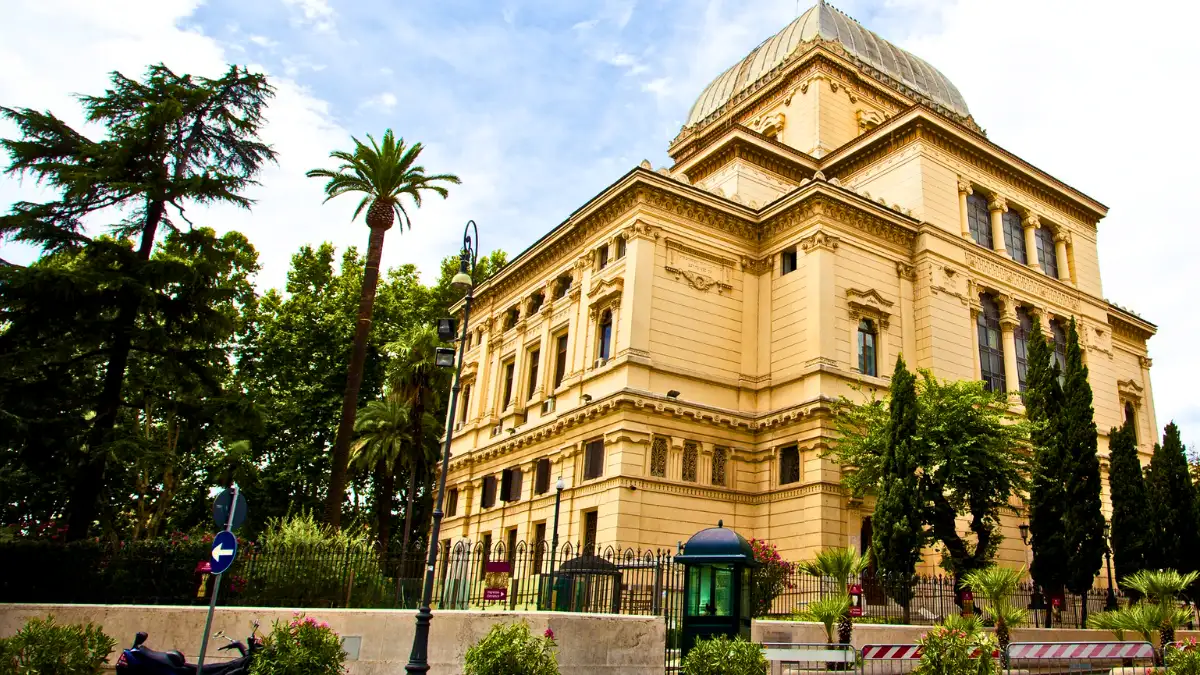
[132,646,189,667]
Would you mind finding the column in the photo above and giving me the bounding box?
[1054,233,1071,282]
[957,178,973,239]
[802,231,839,367]
[511,322,527,414]
[1139,356,1157,452]
[618,221,658,387]
[1022,214,1040,270]
[999,298,1020,395]
[568,255,590,376]
[535,289,553,400]
[897,262,918,366]
[471,320,492,422]
[969,306,982,381]
[988,195,1009,256]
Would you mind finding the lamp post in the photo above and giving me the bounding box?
[1103,521,1118,611]
[405,220,478,674]
[547,477,565,597]
[1020,522,1047,624]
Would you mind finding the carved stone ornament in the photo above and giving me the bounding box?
[1117,378,1144,401]
[846,288,894,330]
[665,239,734,294]
[895,261,916,281]
[625,219,661,241]
[587,275,624,302]
[988,195,1009,213]
[1139,355,1153,369]
[1023,213,1041,230]
[957,177,973,195]
[741,256,773,276]
[964,251,1080,310]
[856,109,883,131]
[799,230,839,253]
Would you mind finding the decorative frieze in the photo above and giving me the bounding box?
[964,251,1080,310]
[740,255,773,276]
[665,239,735,294]
[800,230,840,253]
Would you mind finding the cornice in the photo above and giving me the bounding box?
[675,127,818,187]
[1108,311,1156,343]
[760,185,919,249]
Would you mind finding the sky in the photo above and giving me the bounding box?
[2,0,1199,447]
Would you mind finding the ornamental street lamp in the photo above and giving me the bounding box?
[544,476,566,609]
[1103,520,1118,611]
[405,220,478,674]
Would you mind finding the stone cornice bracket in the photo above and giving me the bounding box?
[846,288,894,330]
[574,254,590,272]
[1022,213,1041,229]
[514,318,527,335]
[587,275,624,300]
[988,195,1009,213]
[624,219,661,241]
[957,177,973,195]
[895,261,916,281]
[741,256,773,276]
[800,230,840,254]
[1139,355,1153,369]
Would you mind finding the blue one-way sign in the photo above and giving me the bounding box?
[210,531,238,575]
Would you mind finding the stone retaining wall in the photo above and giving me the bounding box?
[753,619,1200,647]
[0,604,665,675]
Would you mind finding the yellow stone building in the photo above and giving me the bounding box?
[438,1,1157,571]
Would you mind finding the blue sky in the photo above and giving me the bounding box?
[3,0,1200,448]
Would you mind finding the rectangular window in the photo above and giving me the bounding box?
[779,445,800,485]
[506,527,518,564]
[501,467,522,502]
[502,360,515,408]
[481,532,492,576]
[711,447,727,486]
[439,539,451,585]
[446,488,459,517]
[597,312,613,361]
[554,333,569,388]
[481,475,497,509]
[1015,307,1033,391]
[553,275,571,300]
[977,294,1006,393]
[598,245,609,269]
[1003,211,1027,264]
[533,522,547,571]
[528,292,544,315]
[615,236,626,259]
[583,438,605,479]
[682,441,698,483]
[459,384,471,423]
[1036,227,1059,278]
[526,348,541,400]
[535,458,551,494]
[583,510,599,552]
[967,193,992,249]
[857,319,878,377]
[781,247,798,275]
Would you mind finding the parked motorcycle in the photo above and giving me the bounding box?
[115,622,262,674]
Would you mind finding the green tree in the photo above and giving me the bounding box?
[871,355,925,624]
[830,372,1031,582]
[963,565,1028,666]
[798,548,869,645]
[306,131,460,529]
[1107,419,1150,587]
[1145,422,1200,573]
[1023,317,1067,625]
[1,64,276,539]
[350,395,410,554]
[1060,318,1105,624]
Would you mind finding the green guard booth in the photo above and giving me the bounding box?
[674,520,758,660]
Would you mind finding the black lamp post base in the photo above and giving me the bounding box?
[404,606,434,673]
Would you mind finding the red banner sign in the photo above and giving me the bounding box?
[484,561,511,602]
[848,584,863,617]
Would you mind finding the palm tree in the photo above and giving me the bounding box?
[800,548,870,646]
[1121,569,1200,647]
[387,324,451,561]
[963,566,1029,666]
[307,130,460,529]
[350,395,410,554]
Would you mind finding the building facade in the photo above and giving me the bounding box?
[438,0,1157,572]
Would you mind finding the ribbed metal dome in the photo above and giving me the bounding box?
[686,0,969,126]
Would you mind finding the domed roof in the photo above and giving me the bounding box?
[675,521,758,565]
[686,0,969,126]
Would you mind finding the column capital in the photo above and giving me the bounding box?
[1022,213,1041,230]
[895,261,917,281]
[1054,230,1070,244]
[957,177,973,195]
[1139,355,1153,369]
[988,195,1008,213]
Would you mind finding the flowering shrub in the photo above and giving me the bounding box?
[1167,638,1200,675]
[913,624,998,675]
[682,635,767,675]
[748,538,794,617]
[249,614,346,675]
[0,615,116,674]
[463,621,559,675]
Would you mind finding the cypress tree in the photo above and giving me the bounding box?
[871,355,925,624]
[1060,319,1105,624]
[1107,419,1150,584]
[1024,317,1067,626]
[1145,422,1200,572]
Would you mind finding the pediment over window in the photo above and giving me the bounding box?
[846,287,894,329]
[1117,378,1144,401]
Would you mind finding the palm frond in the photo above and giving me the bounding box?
[799,547,871,584]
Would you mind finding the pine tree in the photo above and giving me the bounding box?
[1024,317,1067,626]
[1145,422,1200,573]
[1060,319,1105,624]
[1107,419,1150,584]
[871,355,925,624]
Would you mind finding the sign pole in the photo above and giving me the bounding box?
[197,485,239,671]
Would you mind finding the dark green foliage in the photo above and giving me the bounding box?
[1145,423,1200,573]
[1023,317,1068,601]
[463,622,559,675]
[249,615,346,675]
[0,64,276,540]
[681,635,767,675]
[1060,319,1105,606]
[1107,420,1150,584]
[871,355,925,620]
[0,615,116,674]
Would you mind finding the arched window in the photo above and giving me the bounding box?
[857,319,877,377]
[1003,210,1027,264]
[967,193,992,249]
[1014,307,1033,391]
[977,294,1006,393]
[1124,401,1138,443]
[597,310,613,361]
[1035,227,1059,278]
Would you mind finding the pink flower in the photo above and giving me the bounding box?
[544,628,555,639]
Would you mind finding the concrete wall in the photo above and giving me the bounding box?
[0,605,665,675]
[753,620,1200,648]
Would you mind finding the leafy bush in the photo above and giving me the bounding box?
[240,512,390,608]
[1167,638,1200,675]
[249,614,346,675]
[793,596,850,643]
[463,622,558,675]
[913,623,998,675]
[681,635,766,675]
[748,538,793,617]
[0,616,116,675]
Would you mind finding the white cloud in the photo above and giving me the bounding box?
[249,35,278,48]
[281,0,335,33]
[358,91,398,112]
[572,19,600,32]
[606,52,649,76]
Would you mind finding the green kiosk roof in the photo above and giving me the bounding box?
[674,521,759,566]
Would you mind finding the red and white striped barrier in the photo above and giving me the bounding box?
[1006,642,1156,660]
[862,645,923,660]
